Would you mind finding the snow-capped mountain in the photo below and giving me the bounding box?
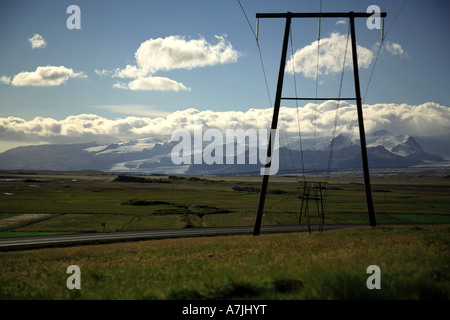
[84,137,166,156]
[0,131,445,174]
[366,130,444,163]
[367,130,421,156]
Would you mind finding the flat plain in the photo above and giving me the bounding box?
[0,170,449,299]
[1,170,449,233]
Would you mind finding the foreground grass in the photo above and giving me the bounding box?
[0,224,448,300]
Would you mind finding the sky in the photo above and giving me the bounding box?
[0,0,449,152]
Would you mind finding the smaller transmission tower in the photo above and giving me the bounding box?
[298,181,327,232]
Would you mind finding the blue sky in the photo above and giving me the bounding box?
[0,0,449,151]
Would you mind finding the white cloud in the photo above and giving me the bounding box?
[112,76,190,92]
[112,65,142,79]
[9,66,86,87]
[28,34,47,49]
[277,101,450,138]
[335,20,347,26]
[383,41,407,57]
[286,32,374,78]
[94,69,112,77]
[112,82,128,90]
[0,102,448,146]
[126,76,190,92]
[133,35,239,74]
[286,33,409,80]
[109,35,240,91]
[0,75,11,85]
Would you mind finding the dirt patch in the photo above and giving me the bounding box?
[121,199,171,206]
[0,214,52,231]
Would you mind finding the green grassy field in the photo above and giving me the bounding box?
[0,171,449,234]
[0,172,449,300]
[0,224,448,299]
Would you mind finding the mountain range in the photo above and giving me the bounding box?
[0,130,447,175]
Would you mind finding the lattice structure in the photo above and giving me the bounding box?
[298,181,327,232]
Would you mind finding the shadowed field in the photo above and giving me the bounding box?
[0,224,448,299]
[0,171,449,235]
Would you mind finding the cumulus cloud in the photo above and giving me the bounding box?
[0,75,11,85]
[121,76,190,92]
[108,35,240,91]
[28,34,47,49]
[8,66,86,87]
[133,35,239,73]
[113,65,141,79]
[280,101,450,139]
[0,102,448,146]
[0,114,146,144]
[286,33,409,80]
[286,32,374,78]
[383,41,408,57]
[94,69,111,77]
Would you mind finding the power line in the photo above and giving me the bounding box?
[363,0,408,103]
[289,26,306,182]
[236,0,273,108]
[326,23,350,183]
[312,0,323,172]
[335,1,408,177]
[237,0,257,39]
[237,0,302,177]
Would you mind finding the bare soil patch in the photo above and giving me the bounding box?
[0,214,52,231]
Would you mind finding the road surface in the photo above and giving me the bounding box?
[0,224,361,251]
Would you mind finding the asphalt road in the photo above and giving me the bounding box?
[0,224,361,251]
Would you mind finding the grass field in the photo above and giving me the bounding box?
[0,171,449,300]
[0,224,448,299]
[0,171,449,234]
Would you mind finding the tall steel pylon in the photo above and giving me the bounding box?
[254,11,386,235]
